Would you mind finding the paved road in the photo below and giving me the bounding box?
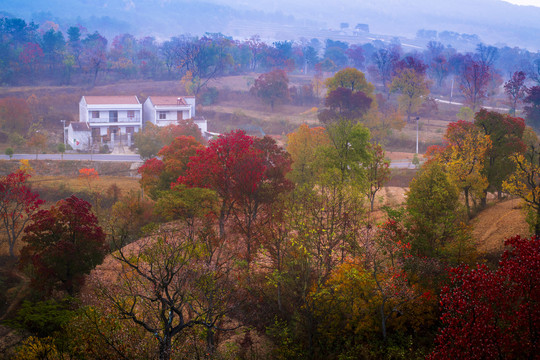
[390,161,417,169]
[0,153,417,169]
[0,153,143,162]
[433,98,508,112]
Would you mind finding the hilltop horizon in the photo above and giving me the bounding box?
[1,0,540,51]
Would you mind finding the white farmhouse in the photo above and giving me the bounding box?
[143,96,210,136]
[143,96,196,126]
[79,95,143,144]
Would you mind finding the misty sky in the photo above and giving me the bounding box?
[2,0,540,50]
[504,0,540,5]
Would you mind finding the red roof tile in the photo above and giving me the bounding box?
[149,96,189,106]
[83,96,140,105]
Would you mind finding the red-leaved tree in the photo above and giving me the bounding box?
[504,71,528,115]
[429,235,540,360]
[250,69,290,111]
[318,87,372,123]
[177,130,292,270]
[459,57,491,111]
[0,170,43,258]
[177,130,260,238]
[139,135,203,199]
[20,195,108,296]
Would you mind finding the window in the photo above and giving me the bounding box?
[158,112,167,120]
[127,110,135,119]
[92,111,100,118]
[126,127,134,134]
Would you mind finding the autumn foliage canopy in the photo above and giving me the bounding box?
[20,196,108,296]
[429,235,540,359]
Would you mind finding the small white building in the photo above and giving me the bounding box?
[143,95,211,138]
[79,95,143,141]
[143,96,196,127]
[66,122,91,151]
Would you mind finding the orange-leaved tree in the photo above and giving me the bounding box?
[138,135,203,200]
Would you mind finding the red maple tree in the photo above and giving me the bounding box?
[177,130,265,238]
[429,235,540,359]
[459,57,491,111]
[20,195,108,296]
[176,130,292,269]
[139,135,203,199]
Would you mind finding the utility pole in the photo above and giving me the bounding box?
[450,76,454,104]
[60,120,66,145]
[416,116,420,154]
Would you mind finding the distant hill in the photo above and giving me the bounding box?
[217,0,540,50]
[3,0,540,50]
[1,0,315,42]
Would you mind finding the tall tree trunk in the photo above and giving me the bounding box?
[535,206,540,237]
[277,281,282,313]
[464,187,471,218]
[380,300,387,340]
[206,328,215,355]
[481,190,487,208]
[159,337,172,360]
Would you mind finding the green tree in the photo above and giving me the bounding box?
[5,147,13,159]
[325,67,375,96]
[456,106,474,121]
[474,109,526,201]
[134,122,162,160]
[7,298,76,338]
[363,143,390,212]
[321,119,371,185]
[406,161,467,259]
[57,143,65,160]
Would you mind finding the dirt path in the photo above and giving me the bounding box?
[472,198,530,254]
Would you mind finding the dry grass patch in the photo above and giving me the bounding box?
[472,198,530,254]
[30,175,141,194]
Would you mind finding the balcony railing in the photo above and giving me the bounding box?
[89,116,141,123]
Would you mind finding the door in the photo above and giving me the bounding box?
[109,111,118,123]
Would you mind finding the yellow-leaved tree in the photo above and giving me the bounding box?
[286,123,330,185]
[390,68,430,123]
[446,131,491,218]
[325,67,375,97]
[503,146,540,236]
[430,120,491,218]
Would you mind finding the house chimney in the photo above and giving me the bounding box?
[177,97,181,105]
